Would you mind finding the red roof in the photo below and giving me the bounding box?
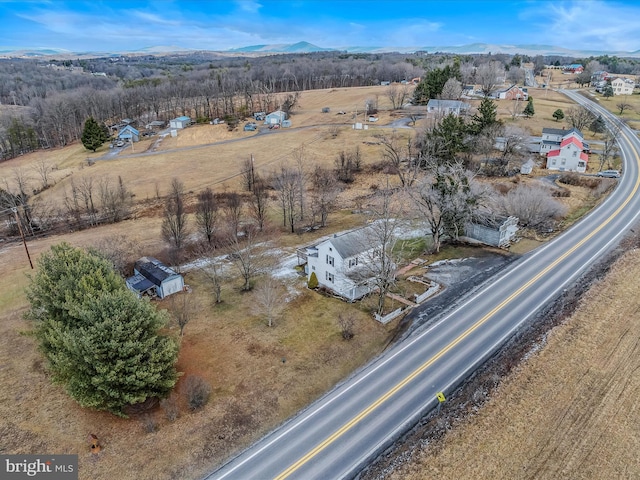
[580,152,588,162]
[560,136,583,149]
[547,149,560,157]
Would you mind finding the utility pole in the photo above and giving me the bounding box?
[12,207,33,269]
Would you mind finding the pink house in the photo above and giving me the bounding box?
[546,135,588,173]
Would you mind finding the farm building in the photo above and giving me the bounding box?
[126,257,184,299]
[264,110,287,125]
[169,116,191,129]
[465,216,519,248]
[117,125,139,142]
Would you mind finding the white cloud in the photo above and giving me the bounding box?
[236,0,262,13]
[532,1,640,51]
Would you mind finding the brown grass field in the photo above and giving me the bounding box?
[0,82,633,479]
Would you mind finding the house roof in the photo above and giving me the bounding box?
[323,226,380,259]
[426,99,469,109]
[134,257,179,287]
[173,116,191,122]
[560,136,584,149]
[542,127,583,139]
[118,125,139,136]
[126,273,155,293]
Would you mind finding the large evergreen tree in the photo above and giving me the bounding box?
[523,97,535,118]
[26,243,179,416]
[81,116,108,152]
[413,64,461,105]
[470,97,500,134]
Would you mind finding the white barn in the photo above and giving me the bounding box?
[126,257,184,299]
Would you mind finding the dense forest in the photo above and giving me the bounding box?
[1,50,639,161]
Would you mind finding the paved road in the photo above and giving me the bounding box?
[206,91,640,480]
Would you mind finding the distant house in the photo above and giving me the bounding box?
[126,257,184,299]
[591,71,610,85]
[264,110,287,126]
[611,77,635,96]
[495,84,528,101]
[562,64,584,74]
[117,125,139,142]
[301,226,387,301]
[546,135,589,173]
[540,127,589,156]
[169,116,191,129]
[465,215,519,248]
[426,99,470,116]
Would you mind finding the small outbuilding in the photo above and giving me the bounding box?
[126,257,184,299]
[465,216,519,248]
[169,116,191,129]
[117,125,139,142]
[264,110,287,126]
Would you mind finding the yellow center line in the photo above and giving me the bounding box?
[274,127,640,480]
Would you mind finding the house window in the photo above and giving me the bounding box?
[326,255,334,266]
[561,159,566,165]
[578,161,586,167]
[348,257,359,268]
[325,272,334,283]
[551,159,557,165]
[573,151,577,157]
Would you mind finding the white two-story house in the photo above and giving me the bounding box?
[540,127,587,155]
[611,77,635,96]
[303,227,382,301]
[546,135,589,173]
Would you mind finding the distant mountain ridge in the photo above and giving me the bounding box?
[2,41,640,59]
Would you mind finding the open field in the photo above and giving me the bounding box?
[387,246,640,480]
[0,83,615,480]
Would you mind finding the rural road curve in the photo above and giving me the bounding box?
[205,90,640,480]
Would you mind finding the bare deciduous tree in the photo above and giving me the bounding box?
[222,192,243,238]
[617,100,632,115]
[162,178,189,249]
[33,158,52,191]
[439,77,463,100]
[379,132,420,187]
[92,234,140,276]
[247,177,270,231]
[566,106,596,131]
[310,165,339,227]
[410,162,482,252]
[99,175,131,223]
[194,243,227,303]
[226,225,265,291]
[344,186,404,315]
[476,61,504,97]
[241,155,257,192]
[386,83,410,109]
[494,184,567,230]
[272,165,301,233]
[251,277,286,327]
[170,292,196,336]
[599,124,621,171]
[337,313,355,340]
[196,187,218,245]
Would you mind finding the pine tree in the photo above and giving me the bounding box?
[26,243,179,416]
[590,115,606,134]
[81,116,108,152]
[603,85,614,98]
[552,109,565,122]
[523,98,535,118]
[470,97,500,134]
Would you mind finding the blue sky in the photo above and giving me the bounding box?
[1,0,640,53]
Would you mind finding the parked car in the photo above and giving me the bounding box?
[244,123,257,131]
[597,169,620,178]
[115,140,125,147]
